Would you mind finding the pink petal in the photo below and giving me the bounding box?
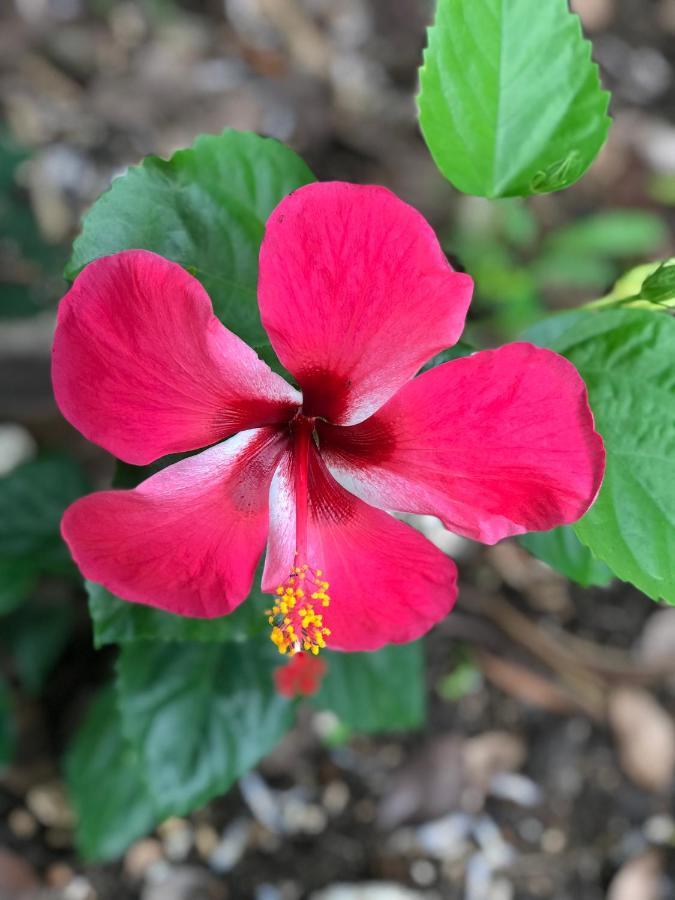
[53,250,300,465]
[258,182,473,425]
[262,445,457,651]
[62,428,287,618]
[319,343,605,543]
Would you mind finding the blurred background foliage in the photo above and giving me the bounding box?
[0,0,674,898]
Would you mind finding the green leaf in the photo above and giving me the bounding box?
[0,559,37,615]
[0,131,66,319]
[252,342,295,381]
[544,211,667,258]
[437,655,482,701]
[518,526,613,588]
[0,455,88,575]
[65,686,159,861]
[87,579,267,648]
[501,200,538,248]
[117,641,294,816]
[312,643,425,734]
[2,601,73,694]
[533,253,616,290]
[525,309,675,602]
[66,130,315,345]
[418,0,611,198]
[420,339,476,372]
[586,258,675,311]
[0,677,14,766]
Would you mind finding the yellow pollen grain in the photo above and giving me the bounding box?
[267,561,331,657]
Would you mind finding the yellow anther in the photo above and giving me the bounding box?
[268,561,331,657]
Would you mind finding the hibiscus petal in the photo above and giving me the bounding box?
[53,250,300,465]
[319,343,605,543]
[62,428,287,618]
[258,182,473,425]
[262,446,457,651]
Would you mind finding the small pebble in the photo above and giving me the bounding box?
[63,875,96,900]
[163,823,193,862]
[410,859,436,887]
[7,808,38,839]
[195,824,219,860]
[322,781,350,816]
[26,780,75,829]
[0,424,36,475]
[282,799,327,835]
[208,818,251,874]
[124,838,164,879]
[255,886,282,900]
[157,817,188,839]
[541,827,566,854]
[46,863,75,889]
[644,814,675,844]
[518,817,543,844]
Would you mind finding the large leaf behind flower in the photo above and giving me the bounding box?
[519,527,612,588]
[0,455,89,583]
[116,641,294,817]
[525,309,675,603]
[87,580,266,647]
[312,642,425,733]
[418,0,610,197]
[66,130,315,346]
[66,686,159,861]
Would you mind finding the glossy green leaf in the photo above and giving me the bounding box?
[0,132,66,319]
[312,642,425,733]
[420,339,476,372]
[533,252,615,290]
[87,580,267,647]
[2,601,73,694]
[0,559,37,615]
[543,211,667,258]
[519,526,613,588]
[117,641,294,816]
[66,130,315,345]
[525,309,675,602]
[418,0,611,197]
[65,686,158,861]
[252,342,295,381]
[0,456,88,576]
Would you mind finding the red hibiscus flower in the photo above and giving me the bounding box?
[53,182,604,654]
